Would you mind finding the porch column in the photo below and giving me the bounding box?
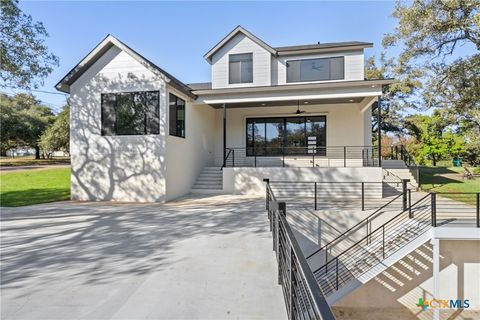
[223,103,227,168]
[377,96,382,167]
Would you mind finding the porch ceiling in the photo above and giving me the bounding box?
[208,97,365,109]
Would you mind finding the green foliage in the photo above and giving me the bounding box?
[0,168,70,207]
[0,0,59,89]
[39,106,70,157]
[0,93,55,157]
[365,54,421,135]
[404,111,465,166]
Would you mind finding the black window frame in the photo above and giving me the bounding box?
[245,115,327,156]
[100,90,160,136]
[229,53,253,84]
[169,93,186,138]
[286,56,345,83]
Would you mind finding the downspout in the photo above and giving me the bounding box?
[377,95,382,167]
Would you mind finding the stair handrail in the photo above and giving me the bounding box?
[312,193,431,275]
[221,148,234,170]
[390,144,420,188]
[306,193,404,260]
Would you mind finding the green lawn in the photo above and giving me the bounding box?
[420,166,480,204]
[0,168,70,207]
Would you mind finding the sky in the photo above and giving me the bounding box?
[10,0,402,112]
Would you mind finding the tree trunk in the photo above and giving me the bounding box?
[35,146,40,159]
[432,155,436,166]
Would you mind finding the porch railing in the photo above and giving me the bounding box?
[223,146,379,168]
[265,180,335,320]
[384,145,420,188]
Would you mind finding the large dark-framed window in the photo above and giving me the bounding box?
[169,93,186,138]
[101,91,159,136]
[286,57,344,83]
[229,53,253,84]
[246,116,326,156]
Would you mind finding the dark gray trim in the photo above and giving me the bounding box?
[193,79,395,95]
[204,26,276,62]
[55,35,196,99]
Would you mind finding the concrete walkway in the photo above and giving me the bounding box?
[0,195,286,320]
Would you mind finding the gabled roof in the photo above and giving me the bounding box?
[203,26,276,62]
[55,35,195,98]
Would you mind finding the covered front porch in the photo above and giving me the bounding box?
[193,79,390,169]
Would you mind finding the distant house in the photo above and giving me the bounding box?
[56,26,395,202]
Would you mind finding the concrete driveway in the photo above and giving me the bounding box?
[1,195,286,320]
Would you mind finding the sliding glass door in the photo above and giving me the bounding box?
[246,116,326,156]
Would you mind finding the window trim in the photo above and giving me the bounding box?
[245,115,327,157]
[228,52,253,84]
[100,90,160,136]
[286,56,345,83]
[169,93,186,139]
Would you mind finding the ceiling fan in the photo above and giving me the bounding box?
[295,101,306,114]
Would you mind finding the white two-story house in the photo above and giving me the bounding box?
[56,26,393,202]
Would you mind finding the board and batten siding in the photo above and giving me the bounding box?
[211,33,272,89]
[274,50,365,85]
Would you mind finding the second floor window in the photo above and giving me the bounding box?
[229,53,253,84]
[287,57,344,83]
[169,93,185,138]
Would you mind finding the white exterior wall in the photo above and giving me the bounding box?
[165,92,216,201]
[69,47,168,202]
[223,167,382,196]
[274,50,365,86]
[212,103,371,166]
[211,33,271,89]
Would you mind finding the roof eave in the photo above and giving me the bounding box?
[203,26,277,63]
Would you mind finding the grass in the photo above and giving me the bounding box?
[0,168,70,207]
[420,166,480,205]
[0,156,70,167]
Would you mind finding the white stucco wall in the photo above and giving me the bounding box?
[165,93,216,201]
[69,47,168,202]
[223,167,383,196]
[212,103,372,166]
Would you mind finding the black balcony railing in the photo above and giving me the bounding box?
[265,180,335,320]
[223,146,379,168]
[384,145,420,188]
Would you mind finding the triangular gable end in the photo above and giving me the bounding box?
[203,26,276,63]
[55,35,195,99]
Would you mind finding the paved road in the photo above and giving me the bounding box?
[0,195,286,320]
[0,164,71,172]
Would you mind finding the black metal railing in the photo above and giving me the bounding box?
[311,191,479,296]
[268,179,411,212]
[265,180,335,320]
[305,192,408,261]
[385,145,420,188]
[223,146,379,168]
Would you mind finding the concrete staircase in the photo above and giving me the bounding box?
[191,167,224,194]
[382,160,419,191]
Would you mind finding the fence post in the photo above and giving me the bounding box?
[314,182,317,211]
[402,179,409,211]
[431,193,437,227]
[263,178,270,210]
[361,182,365,211]
[335,258,339,290]
[408,189,412,218]
[232,149,235,168]
[476,193,479,228]
[382,225,385,259]
[343,146,347,167]
[325,244,328,273]
[317,217,322,247]
[279,201,286,217]
[254,154,257,167]
[289,247,294,317]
